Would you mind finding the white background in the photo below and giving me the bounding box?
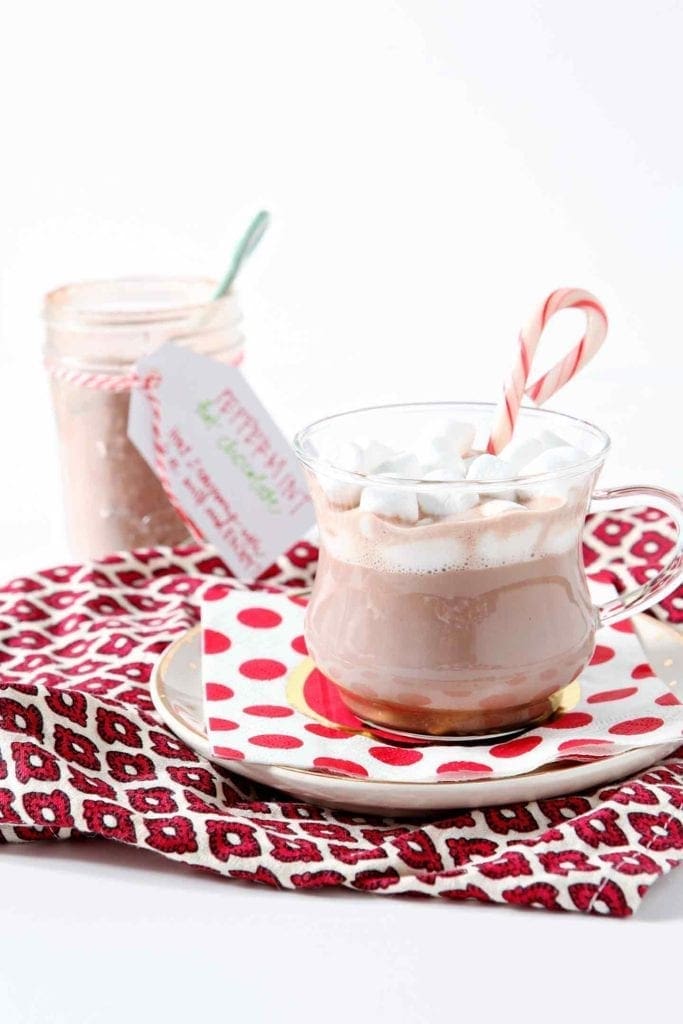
[1,0,682,575]
[1,2,682,1021]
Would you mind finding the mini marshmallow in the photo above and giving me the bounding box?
[324,439,366,474]
[414,418,476,465]
[418,470,479,517]
[419,456,466,480]
[375,450,423,478]
[522,444,587,477]
[466,453,515,481]
[319,478,362,508]
[501,431,567,473]
[479,499,527,517]
[537,429,569,449]
[499,437,544,473]
[356,437,396,474]
[360,485,419,523]
[319,437,396,476]
[466,453,516,501]
[316,440,365,507]
[519,444,588,498]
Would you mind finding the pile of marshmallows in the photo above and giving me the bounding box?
[318,419,587,523]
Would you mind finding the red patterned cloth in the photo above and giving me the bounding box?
[583,506,682,625]
[0,512,681,917]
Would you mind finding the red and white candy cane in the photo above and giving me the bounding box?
[487,288,608,455]
[46,362,204,542]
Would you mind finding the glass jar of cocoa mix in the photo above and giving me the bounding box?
[44,277,244,558]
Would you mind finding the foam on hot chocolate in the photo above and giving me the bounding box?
[318,493,583,574]
[312,418,591,574]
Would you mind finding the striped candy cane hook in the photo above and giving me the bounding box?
[487,288,608,455]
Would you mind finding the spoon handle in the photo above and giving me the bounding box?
[214,210,271,299]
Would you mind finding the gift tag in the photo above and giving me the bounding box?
[128,343,313,579]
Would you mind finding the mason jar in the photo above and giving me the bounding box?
[44,277,244,558]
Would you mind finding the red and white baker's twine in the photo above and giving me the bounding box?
[46,362,205,541]
[487,288,608,454]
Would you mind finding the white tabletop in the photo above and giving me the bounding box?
[2,836,682,1024]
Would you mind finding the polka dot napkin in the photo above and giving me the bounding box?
[201,582,683,783]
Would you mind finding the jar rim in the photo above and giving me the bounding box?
[43,275,239,329]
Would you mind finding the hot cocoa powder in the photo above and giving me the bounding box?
[44,278,244,558]
[49,379,189,555]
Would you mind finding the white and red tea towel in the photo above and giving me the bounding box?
[0,511,682,916]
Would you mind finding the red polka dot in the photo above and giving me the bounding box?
[243,705,294,718]
[208,717,238,731]
[656,693,681,707]
[590,644,615,666]
[302,669,360,729]
[490,735,543,758]
[291,635,308,656]
[205,683,234,701]
[239,658,287,680]
[368,746,423,766]
[237,607,283,629]
[631,663,655,680]
[204,584,232,601]
[313,757,368,777]
[545,712,594,730]
[214,747,244,760]
[248,733,303,749]
[436,761,493,776]
[587,687,638,704]
[203,629,231,654]
[288,594,309,607]
[609,717,664,736]
[610,619,634,633]
[305,723,350,739]
[558,738,613,752]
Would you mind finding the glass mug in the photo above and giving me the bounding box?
[294,403,683,737]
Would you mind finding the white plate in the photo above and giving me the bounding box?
[151,628,677,816]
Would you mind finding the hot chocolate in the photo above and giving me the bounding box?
[305,493,595,735]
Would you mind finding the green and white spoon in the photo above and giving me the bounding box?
[214,209,271,299]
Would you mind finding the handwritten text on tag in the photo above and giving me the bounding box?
[128,344,313,580]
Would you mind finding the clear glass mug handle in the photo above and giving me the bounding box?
[590,486,683,626]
